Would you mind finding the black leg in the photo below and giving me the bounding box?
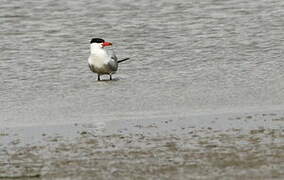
[109,74,112,80]
[97,74,101,81]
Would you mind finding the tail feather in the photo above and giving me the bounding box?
[118,58,130,63]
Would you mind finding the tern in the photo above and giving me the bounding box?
[88,38,130,81]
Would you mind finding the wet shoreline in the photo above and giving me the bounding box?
[1,111,283,180]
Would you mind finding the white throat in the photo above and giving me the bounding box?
[90,43,103,54]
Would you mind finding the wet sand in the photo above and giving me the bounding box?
[0,110,283,180]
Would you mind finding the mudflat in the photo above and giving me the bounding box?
[1,110,283,180]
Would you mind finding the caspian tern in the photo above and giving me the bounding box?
[88,38,130,81]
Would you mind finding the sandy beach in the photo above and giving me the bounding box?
[1,110,283,180]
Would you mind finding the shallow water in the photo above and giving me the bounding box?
[1,0,284,127]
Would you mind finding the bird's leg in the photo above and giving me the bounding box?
[97,74,101,81]
[109,74,112,80]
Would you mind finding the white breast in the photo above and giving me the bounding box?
[88,54,106,69]
[89,43,108,64]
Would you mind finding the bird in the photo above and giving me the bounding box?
[88,38,130,81]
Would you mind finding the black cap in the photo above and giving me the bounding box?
[90,38,105,44]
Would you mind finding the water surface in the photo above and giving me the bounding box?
[1,0,284,127]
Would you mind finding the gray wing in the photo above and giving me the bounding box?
[107,49,118,71]
[107,49,117,61]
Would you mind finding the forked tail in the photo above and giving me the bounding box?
[118,58,130,63]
